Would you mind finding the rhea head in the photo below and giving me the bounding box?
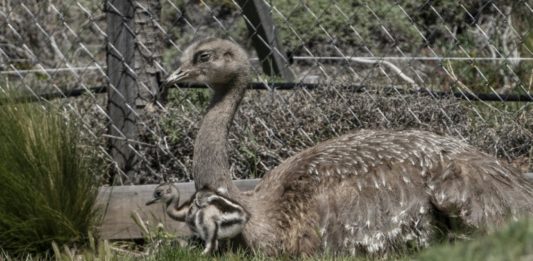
[164,38,250,91]
[145,183,180,206]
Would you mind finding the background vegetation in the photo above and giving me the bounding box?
[2,0,532,183]
[158,86,532,182]
[163,0,533,93]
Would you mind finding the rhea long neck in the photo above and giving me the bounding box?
[165,195,184,221]
[192,74,247,196]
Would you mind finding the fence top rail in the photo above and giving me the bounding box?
[6,83,533,103]
[3,56,532,75]
[289,56,533,62]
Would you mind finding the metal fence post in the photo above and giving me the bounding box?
[237,0,293,81]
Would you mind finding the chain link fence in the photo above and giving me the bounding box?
[1,0,532,185]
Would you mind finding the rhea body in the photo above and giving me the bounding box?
[146,183,250,254]
[165,38,533,256]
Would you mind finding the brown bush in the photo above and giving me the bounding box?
[151,84,532,184]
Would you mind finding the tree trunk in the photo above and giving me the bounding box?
[134,0,164,109]
[106,0,138,184]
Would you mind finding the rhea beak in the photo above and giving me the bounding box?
[163,67,189,87]
[145,198,159,206]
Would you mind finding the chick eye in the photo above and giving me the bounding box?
[197,52,211,63]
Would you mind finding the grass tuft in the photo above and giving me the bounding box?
[0,90,100,257]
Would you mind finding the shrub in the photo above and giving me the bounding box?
[0,90,100,256]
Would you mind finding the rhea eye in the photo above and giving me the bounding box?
[197,52,211,63]
[155,191,161,198]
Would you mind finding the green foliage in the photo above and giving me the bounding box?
[413,219,533,261]
[160,0,532,94]
[0,90,100,256]
[272,0,421,53]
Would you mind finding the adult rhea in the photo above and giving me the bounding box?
[164,37,533,256]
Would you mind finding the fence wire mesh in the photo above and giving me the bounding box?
[1,0,532,185]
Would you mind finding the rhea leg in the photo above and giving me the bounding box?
[201,218,219,255]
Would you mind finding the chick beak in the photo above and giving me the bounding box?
[163,67,189,87]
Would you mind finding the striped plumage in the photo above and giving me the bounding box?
[164,38,533,257]
[146,184,250,254]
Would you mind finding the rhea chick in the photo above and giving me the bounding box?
[146,184,250,255]
[188,188,250,254]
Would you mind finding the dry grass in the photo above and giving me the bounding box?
[153,83,532,184]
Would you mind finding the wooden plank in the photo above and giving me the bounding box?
[96,179,260,240]
[105,0,138,184]
[237,0,293,81]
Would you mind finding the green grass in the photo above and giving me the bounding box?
[24,218,529,261]
[0,90,101,257]
[142,219,533,261]
[413,219,533,261]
